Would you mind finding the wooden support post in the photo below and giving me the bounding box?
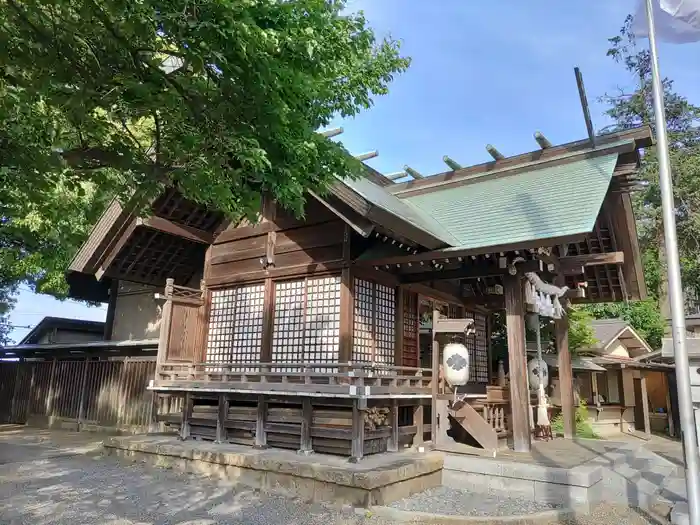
[413,403,424,448]
[298,398,313,455]
[104,280,119,340]
[255,395,268,449]
[350,399,365,462]
[431,308,440,446]
[261,279,274,362]
[157,278,175,369]
[77,358,90,429]
[216,394,229,444]
[504,275,531,453]
[640,375,652,438]
[555,316,575,439]
[591,372,600,408]
[388,398,399,452]
[339,268,353,363]
[180,392,193,441]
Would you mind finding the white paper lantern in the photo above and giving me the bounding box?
[527,357,549,390]
[443,343,470,387]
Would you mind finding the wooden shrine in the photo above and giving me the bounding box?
[66,124,652,459]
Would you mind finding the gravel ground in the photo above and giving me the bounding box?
[388,486,561,517]
[0,444,665,524]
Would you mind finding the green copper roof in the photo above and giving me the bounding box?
[403,153,619,251]
[338,176,459,245]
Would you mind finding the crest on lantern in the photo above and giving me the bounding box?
[443,342,470,387]
[527,357,549,390]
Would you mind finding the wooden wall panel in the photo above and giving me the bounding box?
[208,198,347,287]
[168,302,206,362]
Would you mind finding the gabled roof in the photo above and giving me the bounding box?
[403,151,620,252]
[587,319,653,357]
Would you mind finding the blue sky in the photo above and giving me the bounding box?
[7,0,700,343]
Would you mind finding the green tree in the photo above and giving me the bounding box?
[602,15,700,302]
[0,0,410,305]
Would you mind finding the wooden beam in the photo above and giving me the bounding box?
[555,307,575,439]
[486,144,504,160]
[138,216,213,244]
[320,127,343,138]
[401,259,542,284]
[442,156,462,170]
[402,283,463,307]
[534,131,552,149]
[350,399,364,462]
[560,251,624,269]
[404,165,424,179]
[395,287,405,366]
[574,67,596,147]
[216,394,228,443]
[180,391,193,440]
[355,150,378,161]
[357,234,587,267]
[433,318,474,334]
[412,404,424,448]
[390,126,651,195]
[504,275,531,453]
[95,221,137,281]
[388,398,399,452]
[339,268,353,362]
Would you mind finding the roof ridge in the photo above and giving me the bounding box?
[392,139,635,198]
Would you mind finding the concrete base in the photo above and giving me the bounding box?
[671,502,689,525]
[443,453,602,507]
[103,435,443,507]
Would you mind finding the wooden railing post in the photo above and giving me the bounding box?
[350,398,365,462]
[388,398,399,452]
[156,278,175,373]
[179,392,193,440]
[412,403,424,448]
[216,394,229,444]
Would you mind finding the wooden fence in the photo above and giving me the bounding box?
[0,358,157,432]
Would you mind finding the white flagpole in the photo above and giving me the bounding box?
[644,0,700,519]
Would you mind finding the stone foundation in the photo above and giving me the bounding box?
[103,435,443,507]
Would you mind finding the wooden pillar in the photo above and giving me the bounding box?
[339,268,353,363]
[350,399,365,462]
[77,358,90,428]
[216,394,229,443]
[260,278,274,363]
[591,372,600,408]
[430,309,440,446]
[555,316,575,439]
[640,374,651,438]
[255,395,269,449]
[412,403,424,448]
[156,279,175,369]
[179,392,193,440]
[103,280,119,340]
[504,275,531,453]
[298,398,313,455]
[388,398,399,452]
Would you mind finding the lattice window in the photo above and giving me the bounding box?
[402,292,419,368]
[272,276,341,371]
[352,279,396,366]
[473,312,489,383]
[206,284,265,370]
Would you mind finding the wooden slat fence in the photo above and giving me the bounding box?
[0,358,159,432]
